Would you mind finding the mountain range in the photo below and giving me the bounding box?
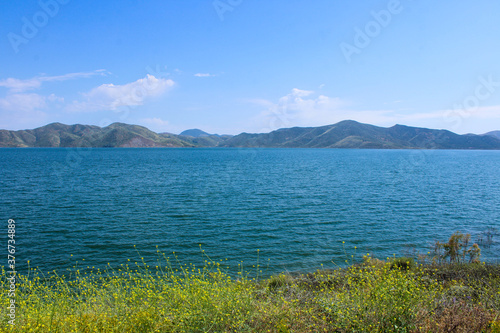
[483,130,500,140]
[1,120,500,149]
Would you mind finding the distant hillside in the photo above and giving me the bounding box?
[0,123,199,148]
[179,129,212,137]
[220,120,500,149]
[177,128,232,147]
[2,120,499,149]
[483,130,500,140]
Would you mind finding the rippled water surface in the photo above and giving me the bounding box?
[1,148,499,275]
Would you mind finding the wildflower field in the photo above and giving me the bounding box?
[1,235,500,332]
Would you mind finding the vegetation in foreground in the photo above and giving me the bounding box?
[1,235,499,332]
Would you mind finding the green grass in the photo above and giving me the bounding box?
[1,253,500,332]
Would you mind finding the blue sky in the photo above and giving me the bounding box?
[1,0,500,135]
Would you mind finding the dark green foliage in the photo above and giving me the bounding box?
[266,274,295,291]
[390,256,417,270]
[433,231,482,264]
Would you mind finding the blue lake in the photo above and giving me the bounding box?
[1,148,499,275]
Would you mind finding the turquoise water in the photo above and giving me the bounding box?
[1,148,499,275]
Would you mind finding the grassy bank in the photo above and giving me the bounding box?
[1,254,500,332]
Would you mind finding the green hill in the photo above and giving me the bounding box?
[483,130,500,140]
[2,120,499,149]
[220,120,500,149]
[0,123,195,148]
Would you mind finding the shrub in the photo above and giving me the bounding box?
[390,257,417,271]
[419,300,497,333]
[267,273,295,291]
[432,231,482,264]
[317,263,443,332]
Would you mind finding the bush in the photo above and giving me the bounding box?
[432,231,482,264]
[419,300,497,333]
[390,257,417,271]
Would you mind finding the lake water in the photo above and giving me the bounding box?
[1,148,499,275]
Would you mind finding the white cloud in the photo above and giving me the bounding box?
[290,88,314,97]
[0,70,108,93]
[139,117,171,132]
[0,93,47,112]
[0,70,103,129]
[67,75,175,112]
[194,73,214,77]
[251,88,346,132]
[0,110,48,130]
[141,117,170,126]
[47,93,64,103]
[446,105,500,120]
[251,88,500,134]
[0,78,42,93]
[437,105,500,133]
[0,93,50,130]
[0,91,68,130]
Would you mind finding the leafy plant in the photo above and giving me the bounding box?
[433,231,482,264]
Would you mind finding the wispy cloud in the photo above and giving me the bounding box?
[194,73,215,77]
[251,88,346,132]
[251,88,500,134]
[139,117,171,132]
[0,93,47,112]
[0,93,53,130]
[0,92,63,114]
[0,70,108,93]
[67,75,175,112]
[0,70,100,129]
